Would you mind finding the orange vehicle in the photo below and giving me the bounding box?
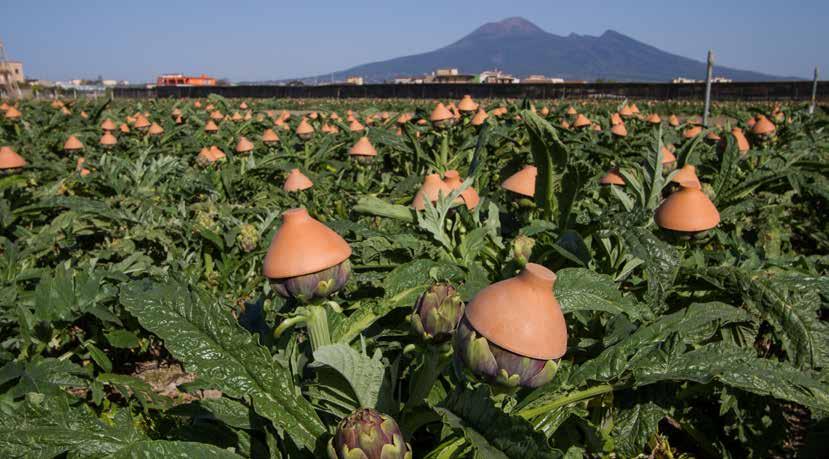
[156,73,217,87]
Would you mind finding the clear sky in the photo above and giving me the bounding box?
[2,0,826,82]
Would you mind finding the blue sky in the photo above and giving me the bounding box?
[2,0,826,82]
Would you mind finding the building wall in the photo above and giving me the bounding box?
[0,61,24,84]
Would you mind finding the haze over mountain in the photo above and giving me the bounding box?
[290,17,787,83]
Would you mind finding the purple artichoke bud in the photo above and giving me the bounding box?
[327,408,413,459]
[411,284,464,344]
[271,259,351,303]
[454,317,559,388]
[512,235,535,266]
[237,223,259,253]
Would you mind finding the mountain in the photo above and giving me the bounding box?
[292,17,787,83]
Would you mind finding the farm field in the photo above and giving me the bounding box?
[0,96,827,458]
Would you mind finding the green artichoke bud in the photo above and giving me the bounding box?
[410,284,464,344]
[327,408,412,459]
[271,259,351,303]
[454,317,559,388]
[194,210,216,232]
[237,223,259,253]
[512,235,535,266]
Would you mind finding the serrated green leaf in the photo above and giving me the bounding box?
[311,344,386,409]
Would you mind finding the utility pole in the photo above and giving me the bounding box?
[809,67,818,115]
[703,50,713,127]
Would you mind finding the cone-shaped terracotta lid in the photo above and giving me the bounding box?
[240,102,248,110]
[599,168,625,186]
[430,103,453,122]
[610,113,623,126]
[348,119,365,132]
[565,106,577,116]
[284,168,313,192]
[443,170,480,210]
[630,103,640,114]
[501,165,537,197]
[120,123,130,134]
[540,106,550,116]
[465,263,567,360]
[397,112,412,124]
[0,102,9,111]
[100,119,116,131]
[236,136,254,153]
[683,125,702,139]
[230,112,242,122]
[573,114,591,128]
[134,114,150,129]
[296,118,314,135]
[148,123,164,136]
[746,116,756,128]
[457,95,478,112]
[654,185,720,232]
[349,136,377,157]
[705,131,721,141]
[76,157,90,176]
[204,120,219,132]
[262,208,351,279]
[4,106,21,119]
[0,146,26,170]
[209,145,226,161]
[751,115,775,136]
[646,113,662,124]
[471,108,489,126]
[262,128,279,144]
[611,122,627,137]
[413,173,452,210]
[661,146,677,164]
[619,105,633,117]
[731,127,750,152]
[64,135,84,151]
[210,110,224,121]
[671,164,701,189]
[668,115,680,127]
[560,120,570,129]
[99,132,117,146]
[171,108,182,118]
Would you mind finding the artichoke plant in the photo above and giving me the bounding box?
[511,235,535,266]
[410,284,464,344]
[454,317,560,388]
[236,223,259,253]
[271,259,351,303]
[328,408,412,459]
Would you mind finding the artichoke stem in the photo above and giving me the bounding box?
[518,383,624,419]
[273,315,306,338]
[306,304,332,351]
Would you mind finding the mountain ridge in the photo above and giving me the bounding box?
[274,17,793,84]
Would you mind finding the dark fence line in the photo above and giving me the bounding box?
[114,81,828,101]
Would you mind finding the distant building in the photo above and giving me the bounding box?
[156,73,217,87]
[345,76,364,85]
[101,79,129,87]
[522,75,565,84]
[393,76,425,84]
[479,70,519,84]
[712,77,733,83]
[435,68,459,76]
[0,61,24,85]
[672,77,698,83]
[672,76,732,84]
[430,68,476,83]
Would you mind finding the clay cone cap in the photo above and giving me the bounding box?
[349,136,377,156]
[204,120,219,132]
[465,263,567,360]
[413,173,452,210]
[209,145,226,160]
[610,113,623,126]
[683,125,702,139]
[731,127,749,152]
[262,128,279,143]
[99,132,117,146]
[348,119,365,132]
[0,146,26,169]
[611,123,627,137]
[430,103,453,122]
[148,123,164,135]
[647,113,661,124]
[64,135,84,151]
[565,106,577,115]
[661,147,677,164]
[296,118,314,135]
[100,119,116,131]
[458,95,478,112]
[630,103,640,114]
[671,164,701,189]
[4,106,21,119]
[471,108,488,126]
[655,185,720,232]
[262,208,351,279]
[134,114,150,129]
[284,168,313,192]
[668,114,680,127]
[501,165,537,197]
[599,168,625,186]
[443,170,480,209]
[573,114,591,128]
[619,105,633,117]
[235,136,254,153]
[751,116,775,136]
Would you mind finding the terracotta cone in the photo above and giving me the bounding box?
[668,115,680,127]
[284,168,313,192]
[751,116,775,136]
[619,105,633,118]
[99,132,117,147]
[573,114,591,128]
[565,106,577,116]
[349,119,365,132]
[262,208,351,279]
[148,123,164,136]
[443,170,480,210]
[349,136,377,157]
[683,125,702,139]
[204,120,219,133]
[100,119,116,131]
[262,128,279,144]
[610,113,623,126]
[64,135,84,151]
[731,127,750,153]
[4,106,21,119]
[471,108,489,126]
[430,103,453,122]
[412,173,452,210]
[611,122,627,137]
[458,95,478,113]
[646,113,662,124]
[296,118,314,137]
[661,146,677,164]
[501,165,537,197]
[0,146,26,170]
[464,263,567,360]
[134,114,151,130]
[654,185,720,232]
[235,136,254,153]
[671,164,701,189]
[599,168,625,186]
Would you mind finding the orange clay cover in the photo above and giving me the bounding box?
[654,185,720,232]
[262,208,351,279]
[501,165,537,197]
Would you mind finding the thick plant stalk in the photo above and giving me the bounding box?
[305,304,332,351]
[518,383,622,419]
